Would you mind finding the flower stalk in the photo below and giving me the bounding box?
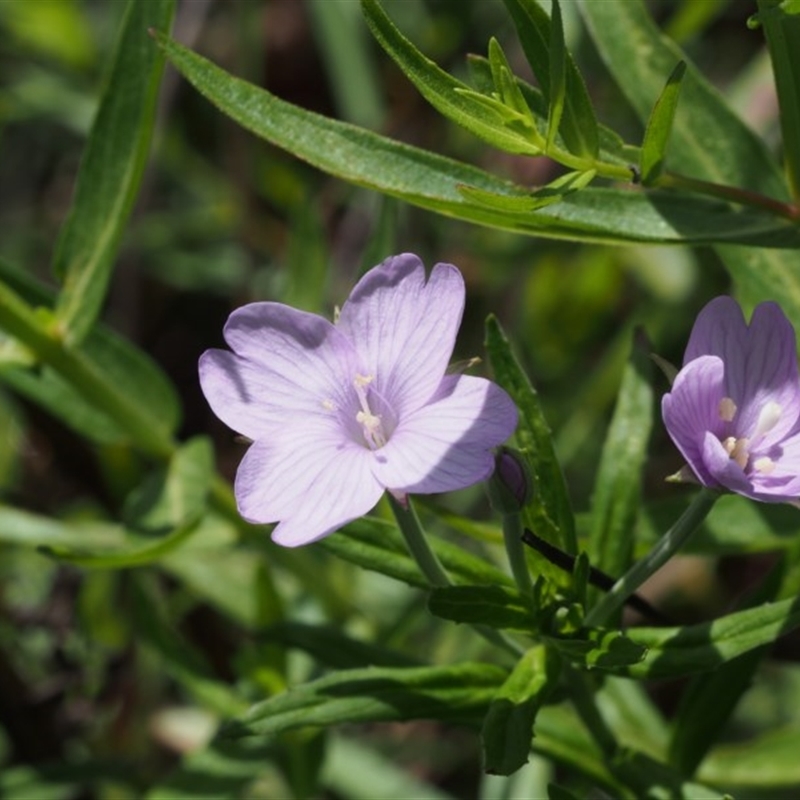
[585,488,718,627]
[388,494,450,588]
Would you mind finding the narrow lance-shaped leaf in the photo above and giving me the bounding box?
[640,60,687,184]
[546,0,566,152]
[428,585,537,633]
[577,0,800,320]
[488,38,537,122]
[481,646,560,775]
[360,0,541,155]
[151,32,800,247]
[53,0,175,343]
[621,594,800,679]
[501,0,599,157]
[587,330,654,611]
[485,315,576,553]
[757,0,800,199]
[223,663,509,739]
[42,437,214,568]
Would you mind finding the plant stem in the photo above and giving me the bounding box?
[388,495,523,658]
[585,488,718,627]
[656,171,800,221]
[388,495,450,588]
[0,282,175,459]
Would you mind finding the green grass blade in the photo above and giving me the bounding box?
[53,0,175,343]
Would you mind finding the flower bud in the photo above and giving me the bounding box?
[487,447,533,513]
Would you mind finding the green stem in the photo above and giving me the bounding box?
[388,495,450,588]
[0,283,175,459]
[502,511,533,596]
[388,495,523,658]
[585,488,718,627]
[656,171,800,221]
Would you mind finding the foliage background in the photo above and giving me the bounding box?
[0,0,798,797]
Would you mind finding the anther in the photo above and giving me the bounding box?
[753,401,783,439]
[753,456,776,474]
[719,397,737,423]
[730,437,750,470]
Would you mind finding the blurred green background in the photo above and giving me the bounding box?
[0,1,796,797]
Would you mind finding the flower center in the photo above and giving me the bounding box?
[718,397,781,474]
[354,374,388,449]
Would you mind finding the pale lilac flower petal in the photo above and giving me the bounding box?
[199,303,360,439]
[200,254,517,546]
[663,295,800,505]
[684,296,748,373]
[661,356,726,486]
[336,253,464,416]
[372,375,518,493]
[234,433,383,547]
[733,301,800,446]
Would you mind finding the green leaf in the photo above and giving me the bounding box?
[459,169,596,212]
[360,0,541,155]
[546,0,566,152]
[482,646,560,775]
[488,38,535,121]
[428,585,537,632]
[0,257,181,445]
[500,0,599,158]
[53,0,175,343]
[546,628,647,670]
[577,0,800,319]
[123,436,213,531]
[42,437,213,568]
[485,316,576,553]
[640,60,687,184]
[223,662,508,739]
[587,332,653,610]
[152,32,800,247]
[700,724,800,788]
[320,516,514,589]
[666,561,786,775]
[467,53,637,166]
[757,0,800,198]
[624,595,800,679]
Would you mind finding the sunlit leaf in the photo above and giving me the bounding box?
[640,61,687,184]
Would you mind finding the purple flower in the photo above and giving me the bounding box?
[662,295,800,502]
[199,253,518,546]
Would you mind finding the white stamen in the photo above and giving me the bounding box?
[353,374,387,449]
[730,437,750,470]
[333,305,341,324]
[753,456,776,474]
[322,399,336,411]
[719,397,737,423]
[722,436,737,455]
[753,401,783,439]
